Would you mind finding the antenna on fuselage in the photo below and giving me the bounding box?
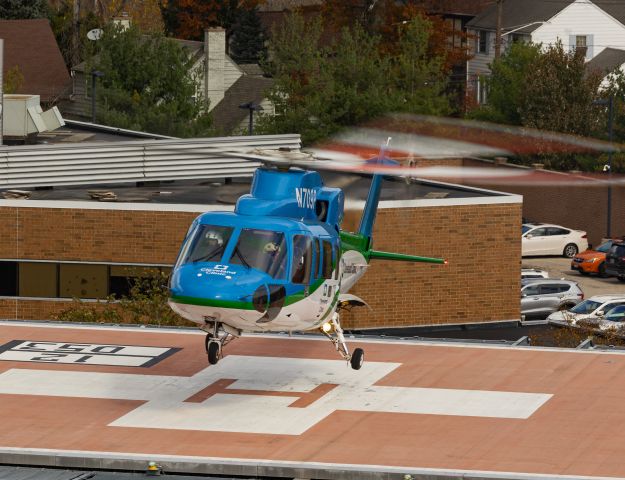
[357,137,392,243]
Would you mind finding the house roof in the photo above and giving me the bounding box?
[467,0,574,33]
[586,47,625,74]
[467,0,625,33]
[210,75,274,135]
[411,0,496,17]
[0,19,70,103]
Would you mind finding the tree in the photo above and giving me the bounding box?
[467,42,541,124]
[229,6,266,64]
[48,0,102,68]
[258,13,449,144]
[4,65,24,93]
[0,0,48,19]
[161,0,259,41]
[89,24,212,136]
[103,0,164,33]
[519,42,603,137]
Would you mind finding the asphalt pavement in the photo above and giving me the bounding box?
[522,256,625,298]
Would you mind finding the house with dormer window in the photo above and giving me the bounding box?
[466,0,625,104]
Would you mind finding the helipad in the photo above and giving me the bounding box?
[0,322,624,479]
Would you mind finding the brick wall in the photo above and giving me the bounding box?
[341,202,521,328]
[0,201,522,327]
[462,159,625,247]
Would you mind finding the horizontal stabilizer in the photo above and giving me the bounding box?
[369,250,446,264]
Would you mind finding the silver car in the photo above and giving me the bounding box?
[521,279,584,319]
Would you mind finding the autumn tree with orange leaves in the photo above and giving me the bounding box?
[161,0,261,41]
[321,0,472,76]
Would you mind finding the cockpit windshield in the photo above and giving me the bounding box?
[229,228,288,279]
[178,225,234,265]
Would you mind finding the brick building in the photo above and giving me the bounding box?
[0,177,522,329]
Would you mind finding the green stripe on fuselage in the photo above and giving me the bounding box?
[170,277,327,310]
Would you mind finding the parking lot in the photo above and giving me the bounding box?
[522,256,625,298]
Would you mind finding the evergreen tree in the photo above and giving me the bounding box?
[230,7,266,64]
[257,13,449,145]
[0,0,48,19]
[89,24,212,137]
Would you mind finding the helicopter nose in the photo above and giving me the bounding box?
[252,284,286,323]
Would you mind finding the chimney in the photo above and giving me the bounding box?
[204,28,225,111]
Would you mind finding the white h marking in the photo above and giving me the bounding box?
[0,356,551,435]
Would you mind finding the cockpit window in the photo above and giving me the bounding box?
[178,225,234,265]
[230,229,288,279]
[291,235,312,284]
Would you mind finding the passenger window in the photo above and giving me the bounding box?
[523,285,540,296]
[557,284,570,293]
[322,241,333,279]
[291,235,312,284]
[548,228,569,236]
[313,239,321,279]
[539,285,559,295]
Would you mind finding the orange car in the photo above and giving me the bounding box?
[571,240,616,276]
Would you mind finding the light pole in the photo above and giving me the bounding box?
[238,101,263,135]
[593,96,615,237]
[90,70,104,124]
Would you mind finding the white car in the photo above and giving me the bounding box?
[547,295,625,325]
[521,268,549,280]
[522,223,588,258]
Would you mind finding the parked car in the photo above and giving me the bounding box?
[521,279,583,319]
[547,295,625,324]
[599,305,625,330]
[571,240,616,277]
[521,268,549,280]
[605,239,625,282]
[522,223,588,258]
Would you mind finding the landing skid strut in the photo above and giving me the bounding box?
[320,313,364,370]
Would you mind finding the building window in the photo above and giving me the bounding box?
[0,262,18,296]
[0,261,171,300]
[576,35,587,56]
[19,262,57,298]
[446,17,464,48]
[476,30,489,54]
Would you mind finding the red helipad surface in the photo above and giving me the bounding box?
[1,322,625,479]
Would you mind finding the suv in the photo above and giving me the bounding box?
[605,240,625,282]
[521,279,583,320]
[571,239,616,277]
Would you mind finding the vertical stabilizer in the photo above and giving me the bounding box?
[357,138,392,241]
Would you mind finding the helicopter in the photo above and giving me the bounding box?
[167,115,620,370]
[167,139,452,370]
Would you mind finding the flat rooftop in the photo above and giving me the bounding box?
[0,322,623,480]
[2,171,510,207]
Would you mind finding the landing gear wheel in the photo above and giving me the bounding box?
[207,341,220,365]
[563,243,578,258]
[350,348,364,370]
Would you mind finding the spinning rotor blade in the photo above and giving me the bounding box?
[148,113,623,185]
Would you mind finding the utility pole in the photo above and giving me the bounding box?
[72,0,80,66]
[495,0,503,59]
[607,95,614,238]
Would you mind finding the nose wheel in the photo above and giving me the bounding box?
[320,313,364,370]
[205,337,221,365]
[202,320,238,366]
